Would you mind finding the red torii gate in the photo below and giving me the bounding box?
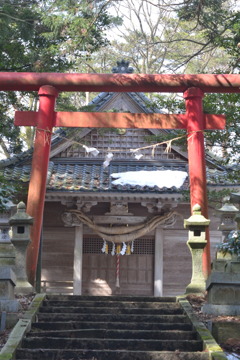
[2,72,240,286]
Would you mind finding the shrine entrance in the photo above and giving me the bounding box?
[1,71,238,289]
[82,236,154,296]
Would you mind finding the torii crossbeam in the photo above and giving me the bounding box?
[2,72,238,286]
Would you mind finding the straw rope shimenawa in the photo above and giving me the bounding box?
[65,209,178,243]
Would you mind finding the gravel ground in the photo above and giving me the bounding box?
[186,294,240,355]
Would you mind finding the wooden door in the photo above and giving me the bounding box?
[82,237,154,296]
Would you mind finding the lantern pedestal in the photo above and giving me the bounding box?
[184,204,210,294]
[0,267,19,312]
[185,241,207,294]
[202,256,240,316]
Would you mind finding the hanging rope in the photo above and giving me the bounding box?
[116,255,120,288]
[64,209,178,244]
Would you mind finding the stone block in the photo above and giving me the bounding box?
[212,259,227,272]
[207,284,240,305]
[212,321,240,343]
[0,243,15,266]
[0,267,16,283]
[216,251,233,260]
[0,299,20,312]
[230,261,240,273]
[0,267,16,300]
[202,303,240,316]
[0,282,15,300]
[15,280,34,295]
[206,271,240,286]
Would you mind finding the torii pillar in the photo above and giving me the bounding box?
[26,86,58,285]
[184,88,211,276]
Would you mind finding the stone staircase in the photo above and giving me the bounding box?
[15,295,212,360]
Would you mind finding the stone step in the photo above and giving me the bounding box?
[42,300,181,309]
[21,337,203,352]
[16,349,210,360]
[26,329,197,340]
[46,295,177,303]
[13,295,213,360]
[38,306,183,315]
[31,321,193,332]
[36,312,188,323]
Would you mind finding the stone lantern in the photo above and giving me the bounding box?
[216,196,239,241]
[0,203,18,311]
[184,204,210,294]
[202,193,240,315]
[9,202,34,294]
[0,204,16,268]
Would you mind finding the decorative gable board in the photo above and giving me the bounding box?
[51,90,188,162]
[55,128,186,162]
[90,92,155,113]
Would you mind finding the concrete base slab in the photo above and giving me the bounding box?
[202,304,240,316]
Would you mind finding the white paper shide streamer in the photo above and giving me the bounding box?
[111,242,115,256]
[101,240,107,253]
[120,242,127,255]
[103,152,114,168]
[82,145,99,157]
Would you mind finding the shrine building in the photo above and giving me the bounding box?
[0,61,238,296]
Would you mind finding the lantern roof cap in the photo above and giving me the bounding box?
[9,202,33,225]
[217,196,239,214]
[184,204,210,228]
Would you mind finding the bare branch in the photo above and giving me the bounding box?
[0,11,34,25]
[0,139,10,158]
[151,38,208,46]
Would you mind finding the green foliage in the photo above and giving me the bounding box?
[0,92,23,156]
[203,93,240,165]
[0,174,23,212]
[182,188,237,208]
[150,92,240,170]
[0,0,116,73]
[176,0,240,72]
[217,230,240,256]
[177,0,228,23]
[0,0,118,156]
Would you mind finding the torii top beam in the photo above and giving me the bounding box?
[1,72,240,93]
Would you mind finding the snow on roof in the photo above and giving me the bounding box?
[111,170,188,189]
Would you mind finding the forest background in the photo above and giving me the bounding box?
[0,0,239,209]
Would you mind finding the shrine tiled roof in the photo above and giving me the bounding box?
[1,160,238,193]
[89,91,157,113]
[1,161,187,193]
